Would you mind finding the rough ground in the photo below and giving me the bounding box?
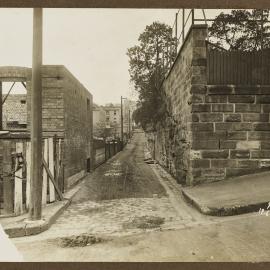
[10,131,270,262]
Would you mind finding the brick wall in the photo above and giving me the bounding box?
[26,65,93,190]
[63,67,93,189]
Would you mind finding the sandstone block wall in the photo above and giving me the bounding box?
[147,25,270,186]
[146,25,208,185]
[191,85,270,184]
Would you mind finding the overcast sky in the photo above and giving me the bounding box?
[0,8,226,105]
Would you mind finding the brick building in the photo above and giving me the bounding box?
[0,65,94,190]
[2,94,27,130]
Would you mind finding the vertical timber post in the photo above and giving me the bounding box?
[0,81,2,130]
[175,12,178,53]
[29,8,43,220]
[121,96,123,150]
[182,9,185,44]
[128,109,130,139]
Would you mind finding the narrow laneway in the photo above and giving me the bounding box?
[11,130,265,262]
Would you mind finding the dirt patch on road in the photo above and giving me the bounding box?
[56,234,106,248]
[123,215,165,230]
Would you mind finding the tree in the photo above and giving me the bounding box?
[127,22,177,130]
[209,9,270,51]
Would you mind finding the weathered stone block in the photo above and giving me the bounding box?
[192,140,219,150]
[191,104,211,112]
[229,95,255,103]
[205,95,227,103]
[248,131,270,140]
[224,114,241,122]
[190,94,205,104]
[261,141,270,149]
[251,150,270,159]
[254,123,270,131]
[207,85,233,95]
[235,104,261,113]
[262,105,270,113]
[212,104,234,112]
[201,150,229,159]
[192,131,226,140]
[220,140,237,149]
[200,113,223,122]
[256,95,270,104]
[190,85,207,94]
[211,159,237,168]
[236,141,260,150]
[216,123,253,131]
[238,160,259,168]
[190,123,214,131]
[234,86,261,95]
[243,113,269,122]
[230,150,250,159]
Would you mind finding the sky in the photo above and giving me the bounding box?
[0,8,227,105]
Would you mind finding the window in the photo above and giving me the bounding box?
[20,100,26,104]
[114,110,116,115]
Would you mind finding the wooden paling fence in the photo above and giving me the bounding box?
[207,44,270,85]
[0,136,63,216]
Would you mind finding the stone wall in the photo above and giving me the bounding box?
[146,25,208,185]
[191,85,270,184]
[146,25,270,186]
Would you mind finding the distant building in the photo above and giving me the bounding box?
[2,94,27,130]
[123,99,137,136]
[103,103,121,138]
[93,103,106,126]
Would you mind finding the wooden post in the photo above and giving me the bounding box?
[48,137,55,202]
[0,81,2,130]
[14,142,23,215]
[2,141,14,214]
[29,8,43,220]
[121,96,123,150]
[42,139,48,205]
[175,12,178,53]
[26,141,31,209]
[182,9,185,44]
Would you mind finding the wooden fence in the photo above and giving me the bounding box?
[93,139,122,169]
[207,43,270,85]
[0,136,63,216]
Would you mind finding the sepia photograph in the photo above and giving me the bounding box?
[0,1,270,265]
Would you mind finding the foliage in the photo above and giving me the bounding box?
[209,9,270,51]
[127,22,177,130]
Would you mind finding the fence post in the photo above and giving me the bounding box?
[48,137,55,202]
[2,141,14,214]
[26,141,31,209]
[42,139,48,205]
[14,142,23,215]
